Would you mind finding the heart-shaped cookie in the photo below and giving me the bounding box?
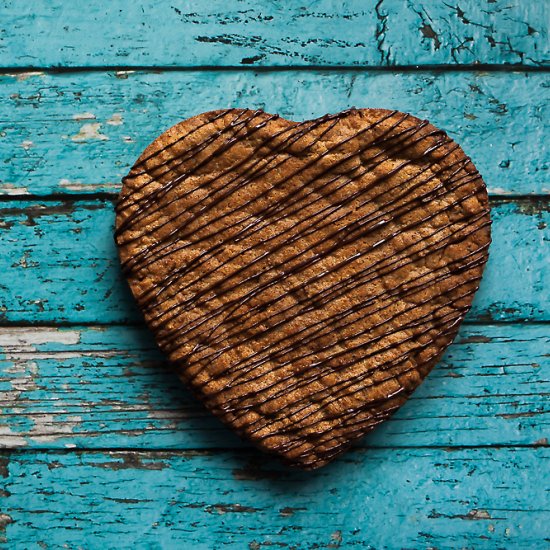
[115,108,491,469]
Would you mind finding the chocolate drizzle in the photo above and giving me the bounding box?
[115,108,491,469]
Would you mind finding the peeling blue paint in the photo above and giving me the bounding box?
[0,1,548,547]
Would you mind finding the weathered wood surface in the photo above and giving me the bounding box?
[1,447,548,549]
[1,199,547,324]
[0,324,548,450]
[1,2,548,548]
[2,0,548,68]
[2,70,548,197]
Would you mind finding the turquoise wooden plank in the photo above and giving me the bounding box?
[0,199,547,324]
[1,70,548,196]
[1,1,547,68]
[0,6,546,550]
[1,447,548,548]
[0,324,547,450]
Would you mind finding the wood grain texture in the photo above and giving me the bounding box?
[1,447,548,549]
[1,0,547,68]
[0,199,547,324]
[1,70,548,197]
[0,324,548,450]
[1,2,548,546]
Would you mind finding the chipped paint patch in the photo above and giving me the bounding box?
[122,136,134,143]
[0,426,28,447]
[6,71,44,81]
[468,509,492,520]
[329,530,343,547]
[107,113,124,126]
[72,112,96,121]
[26,414,83,443]
[71,123,109,142]
[0,327,81,348]
[0,184,30,196]
[0,328,83,447]
[11,250,38,269]
[0,389,25,403]
[20,140,33,150]
[58,179,119,192]
[488,186,512,195]
[0,513,13,530]
[0,327,86,448]
[10,369,39,392]
[115,70,135,79]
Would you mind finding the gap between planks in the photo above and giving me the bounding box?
[1,64,550,75]
[1,443,548,456]
[0,194,547,204]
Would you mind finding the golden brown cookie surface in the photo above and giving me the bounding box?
[115,108,491,469]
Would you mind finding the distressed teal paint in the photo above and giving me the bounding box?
[0,199,547,323]
[1,448,548,549]
[1,3,549,548]
[0,200,137,323]
[0,324,547,450]
[1,1,547,68]
[1,70,548,196]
